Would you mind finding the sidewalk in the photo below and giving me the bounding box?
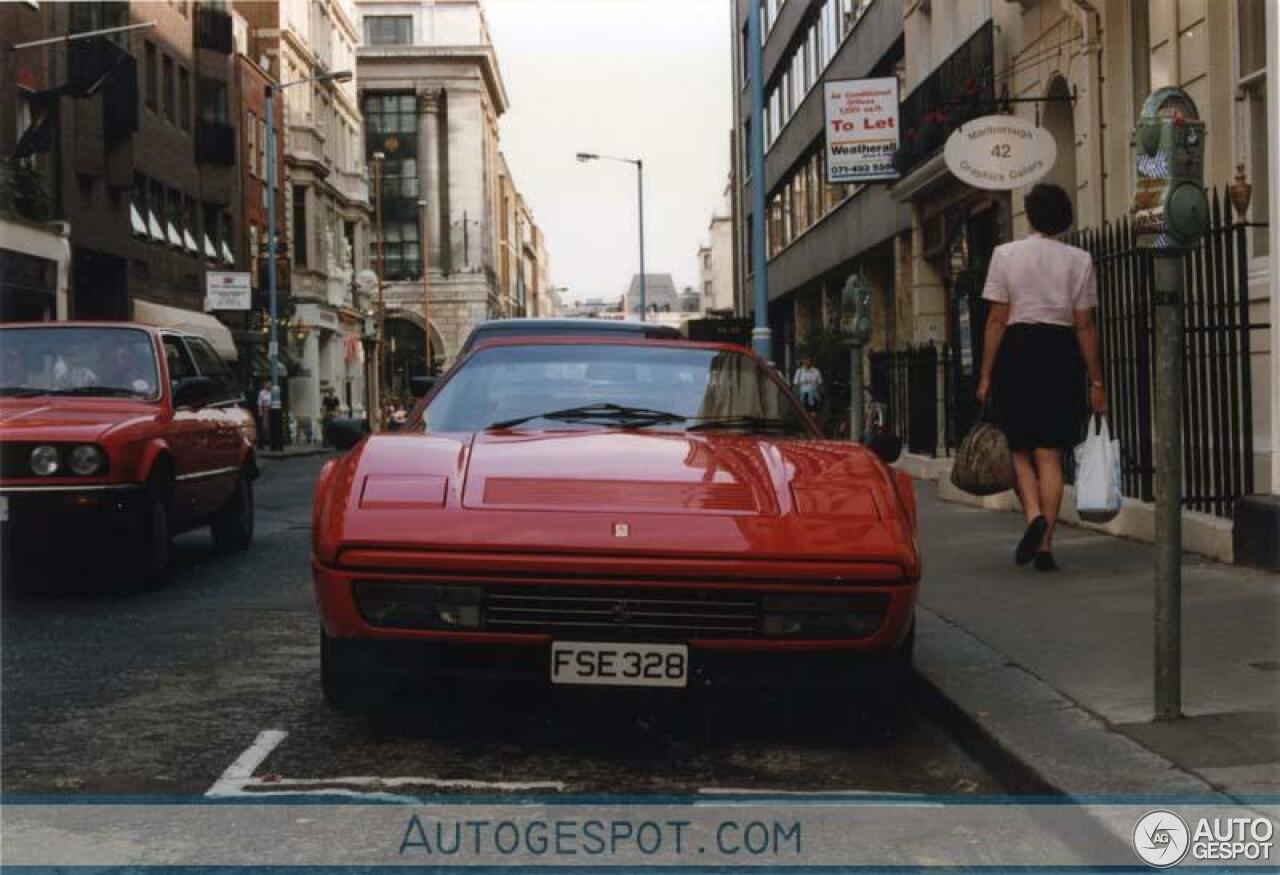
[911,480,1279,799]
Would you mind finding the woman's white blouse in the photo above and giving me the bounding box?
[981,236,1098,326]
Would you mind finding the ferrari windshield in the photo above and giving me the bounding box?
[0,326,161,400]
[423,343,812,437]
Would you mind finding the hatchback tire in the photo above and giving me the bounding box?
[211,471,254,552]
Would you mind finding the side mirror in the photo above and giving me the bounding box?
[325,416,369,451]
[866,432,903,465]
[409,375,438,398]
[173,376,216,409]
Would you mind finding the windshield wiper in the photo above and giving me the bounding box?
[687,415,792,433]
[0,386,48,398]
[488,402,687,431]
[46,386,147,398]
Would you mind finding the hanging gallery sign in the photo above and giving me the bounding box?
[823,77,900,183]
[943,114,1057,191]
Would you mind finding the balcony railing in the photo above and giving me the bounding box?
[893,20,994,178]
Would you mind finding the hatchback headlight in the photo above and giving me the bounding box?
[29,445,60,476]
[761,595,887,639]
[68,445,104,476]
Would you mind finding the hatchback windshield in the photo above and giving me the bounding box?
[423,343,812,437]
[0,327,161,400]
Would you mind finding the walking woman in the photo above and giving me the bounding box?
[976,184,1107,572]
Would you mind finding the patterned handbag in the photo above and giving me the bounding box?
[950,403,1015,496]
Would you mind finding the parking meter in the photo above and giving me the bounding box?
[1131,86,1207,722]
[840,273,873,441]
[840,273,873,346]
[1131,87,1208,254]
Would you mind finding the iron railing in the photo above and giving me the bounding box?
[1068,190,1260,518]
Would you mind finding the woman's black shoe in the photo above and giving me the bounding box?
[1033,551,1058,572]
[1016,516,1048,566]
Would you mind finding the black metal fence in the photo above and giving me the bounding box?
[867,190,1260,519]
[1069,191,1259,518]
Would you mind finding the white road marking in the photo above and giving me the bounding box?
[206,729,288,797]
[240,775,566,793]
[697,787,942,805]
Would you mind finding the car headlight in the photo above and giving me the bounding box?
[353,582,483,630]
[29,445,60,476]
[761,595,887,639]
[68,445,104,476]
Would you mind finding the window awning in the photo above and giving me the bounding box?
[132,298,238,361]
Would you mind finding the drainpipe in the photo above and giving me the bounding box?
[1068,0,1108,224]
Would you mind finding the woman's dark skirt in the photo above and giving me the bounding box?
[993,323,1087,451]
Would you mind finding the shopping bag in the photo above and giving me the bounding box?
[950,406,1015,496]
[1074,414,1122,523]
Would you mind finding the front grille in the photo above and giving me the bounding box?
[483,585,762,641]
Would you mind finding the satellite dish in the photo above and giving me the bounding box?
[355,269,379,294]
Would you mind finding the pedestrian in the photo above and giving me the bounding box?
[792,356,823,414]
[976,183,1107,572]
[256,381,272,448]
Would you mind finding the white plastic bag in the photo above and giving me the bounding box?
[1074,414,1122,523]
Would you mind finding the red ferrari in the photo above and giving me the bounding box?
[312,337,919,710]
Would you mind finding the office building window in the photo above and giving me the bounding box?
[202,203,221,261]
[1237,0,1269,256]
[198,78,227,124]
[364,15,412,45]
[362,92,416,134]
[144,42,157,110]
[293,185,308,267]
[246,111,257,177]
[178,67,190,130]
[130,174,149,236]
[163,55,175,122]
[71,2,126,43]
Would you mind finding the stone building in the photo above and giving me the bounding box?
[354,0,548,392]
[698,183,736,315]
[238,0,373,434]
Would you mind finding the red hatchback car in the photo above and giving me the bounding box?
[0,322,257,586]
[312,338,919,710]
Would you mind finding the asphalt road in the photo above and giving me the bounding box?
[3,455,1011,799]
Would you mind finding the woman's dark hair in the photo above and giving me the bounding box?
[1024,183,1074,235]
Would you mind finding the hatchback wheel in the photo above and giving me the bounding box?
[123,488,172,589]
[211,472,254,552]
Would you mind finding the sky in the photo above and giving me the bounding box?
[484,0,733,306]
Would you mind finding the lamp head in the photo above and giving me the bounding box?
[576,152,597,162]
[321,70,353,83]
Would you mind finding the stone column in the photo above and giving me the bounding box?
[417,89,443,271]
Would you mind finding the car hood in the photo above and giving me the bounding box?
[323,430,916,573]
[0,398,159,442]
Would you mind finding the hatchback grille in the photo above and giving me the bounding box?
[483,585,761,641]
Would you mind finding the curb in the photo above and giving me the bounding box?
[258,448,334,461]
[912,605,1224,800]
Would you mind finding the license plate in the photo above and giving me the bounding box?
[550,642,688,688]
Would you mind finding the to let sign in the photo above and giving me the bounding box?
[205,272,251,311]
[824,78,900,184]
[943,115,1057,191]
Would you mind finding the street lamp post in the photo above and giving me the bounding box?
[576,153,646,320]
[418,199,433,375]
[264,68,351,451]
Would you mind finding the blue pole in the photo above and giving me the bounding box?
[265,84,283,450]
[747,0,771,362]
